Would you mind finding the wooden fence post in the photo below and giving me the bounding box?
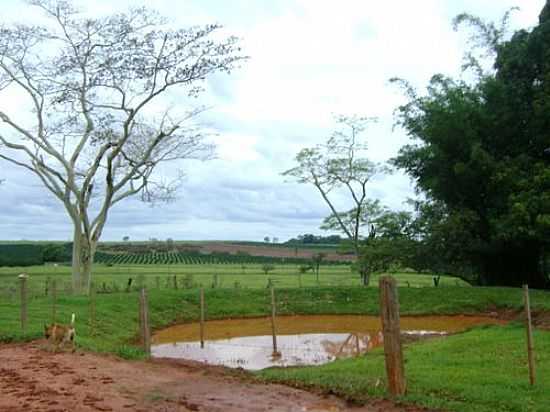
[45,276,50,297]
[139,288,151,354]
[173,275,178,290]
[155,276,160,289]
[51,279,57,323]
[19,274,28,332]
[137,274,145,290]
[379,276,406,396]
[523,284,536,386]
[200,288,205,349]
[270,286,280,357]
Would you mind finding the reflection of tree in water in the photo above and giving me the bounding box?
[321,332,383,358]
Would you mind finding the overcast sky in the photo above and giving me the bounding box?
[0,0,546,242]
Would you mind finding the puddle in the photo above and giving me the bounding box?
[152,315,502,370]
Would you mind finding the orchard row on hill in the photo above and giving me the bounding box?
[94,251,348,266]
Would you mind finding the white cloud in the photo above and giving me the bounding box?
[0,0,546,241]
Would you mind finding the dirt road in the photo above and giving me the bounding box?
[0,342,428,412]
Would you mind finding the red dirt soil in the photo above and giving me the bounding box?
[200,242,353,262]
[0,342,433,412]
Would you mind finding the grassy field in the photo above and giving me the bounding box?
[1,267,548,412]
[260,323,550,412]
[0,263,468,298]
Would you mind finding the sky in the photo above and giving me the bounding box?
[0,0,546,242]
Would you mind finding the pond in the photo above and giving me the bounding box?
[151,315,503,370]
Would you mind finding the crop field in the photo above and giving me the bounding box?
[93,251,347,265]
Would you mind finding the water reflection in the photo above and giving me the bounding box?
[152,330,447,370]
[321,331,384,357]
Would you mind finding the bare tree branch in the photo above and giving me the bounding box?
[0,0,245,292]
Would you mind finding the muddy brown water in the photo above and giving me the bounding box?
[152,315,503,370]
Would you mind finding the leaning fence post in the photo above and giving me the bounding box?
[379,276,406,396]
[270,286,280,357]
[19,274,28,332]
[523,284,536,386]
[139,288,151,355]
[200,288,205,349]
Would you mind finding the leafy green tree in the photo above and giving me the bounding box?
[355,208,418,277]
[261,263,275,275]
[392,3,550,288]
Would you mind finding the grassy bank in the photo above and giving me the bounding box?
[260,324,550,412]
[1,285,548,353]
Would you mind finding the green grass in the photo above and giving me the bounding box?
[1,284,548,353]
[260,324,550,412]
[0,263,469,299]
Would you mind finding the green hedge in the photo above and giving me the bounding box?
[0,244,44,266]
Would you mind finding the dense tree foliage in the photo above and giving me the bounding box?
[392,3,550,288]
[285,234,343,245]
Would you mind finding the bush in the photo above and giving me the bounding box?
[42,242,72,263]
[0,244,44,266]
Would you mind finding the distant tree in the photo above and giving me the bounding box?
[166,238,174,250]
[283,115,388,285]
[298,264,313,274]
[122,236,130,242]
[0,0,244,293]
[261,263,275,275]
[285,234,342,245]
[263,236,270,243]
[356,208,417,277]
[272,237,279,244]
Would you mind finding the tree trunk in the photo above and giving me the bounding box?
[81,240,96,294]
[71,221,96,294]
[361,268,370,286]
[71,224,82,293]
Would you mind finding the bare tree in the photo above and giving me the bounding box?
[0,0,245,292]
[283,115,386,285]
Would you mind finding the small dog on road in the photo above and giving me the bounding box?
[44,313,76,352]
